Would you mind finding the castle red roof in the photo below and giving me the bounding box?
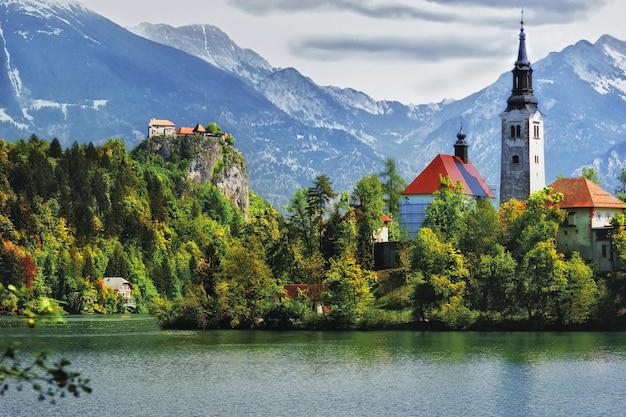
[194,123,207,133]
[549,177,626,209]
[175,127,194,135]
[401,154,494,198]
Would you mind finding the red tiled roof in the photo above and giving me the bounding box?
[549,177,626,209]
[382,214,393,222]
[194,123,207,133]
[283,284,325,301]
[175,127,195,135]
[401,154,494,198]
[284,284,309,299]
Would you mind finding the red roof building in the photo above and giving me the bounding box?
[401,154,494,198]
[549,177,626,271]
[399,126,494,237]
[148,118,176,138]
[193,123,207,134]
[282,284,328,314]
[175,127,195,136]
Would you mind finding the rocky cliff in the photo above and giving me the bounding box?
[139,135,249,213]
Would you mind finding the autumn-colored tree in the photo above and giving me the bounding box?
[500,187,566,261]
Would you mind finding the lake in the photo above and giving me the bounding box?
[1,315,626,416]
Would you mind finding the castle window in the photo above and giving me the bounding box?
[512,155,519,163]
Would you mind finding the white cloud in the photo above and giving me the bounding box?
[79,0,626,103]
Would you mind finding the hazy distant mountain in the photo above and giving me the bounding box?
[1,0,626,208]
[134,22,626,198]
[0,0,381,207]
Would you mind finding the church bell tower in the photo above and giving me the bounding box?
[499,18,545,204]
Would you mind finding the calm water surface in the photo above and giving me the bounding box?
[1,315,626,416]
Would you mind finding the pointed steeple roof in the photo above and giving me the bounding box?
[516,16,530,69]
[505,16,538,112]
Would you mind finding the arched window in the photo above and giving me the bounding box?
[510,126,515,138]
[516,125,521,137]
[512,155,519,163]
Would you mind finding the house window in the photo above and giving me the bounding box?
[512,155,519,163]
[602,245,608,258]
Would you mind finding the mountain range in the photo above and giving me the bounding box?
[1,0,626,208]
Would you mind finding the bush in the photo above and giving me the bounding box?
[262,299,307,330]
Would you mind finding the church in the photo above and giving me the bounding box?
[499,19,546,204]
[399,19,548,237]
[398,126,494,237]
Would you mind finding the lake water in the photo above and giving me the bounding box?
[1,315,626,416]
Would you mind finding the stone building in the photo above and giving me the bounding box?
[499,20,545,204]
[550,178,626,272]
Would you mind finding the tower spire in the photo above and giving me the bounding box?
[505,14,537,111]
[517,11,529,67]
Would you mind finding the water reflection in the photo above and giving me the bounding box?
[2,316,626,416]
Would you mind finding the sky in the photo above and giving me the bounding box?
[78,0,625,104]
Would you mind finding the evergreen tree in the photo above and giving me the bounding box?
[379,157,406,220]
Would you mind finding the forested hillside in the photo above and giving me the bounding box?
[3,132,626,330]
[0,130,246,315]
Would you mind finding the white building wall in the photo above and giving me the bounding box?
[528,111,545,194]
[591,208,619,229]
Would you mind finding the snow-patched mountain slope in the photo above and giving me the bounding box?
[132,23,626,198]
[130,23,273,86]
[3,2,626,207]
[0,1,383,208]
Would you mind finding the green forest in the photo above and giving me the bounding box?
[3,129,626,331]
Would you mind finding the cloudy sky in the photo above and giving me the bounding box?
[79,0,625,104]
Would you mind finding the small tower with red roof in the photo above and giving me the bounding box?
[398,125,494,238]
